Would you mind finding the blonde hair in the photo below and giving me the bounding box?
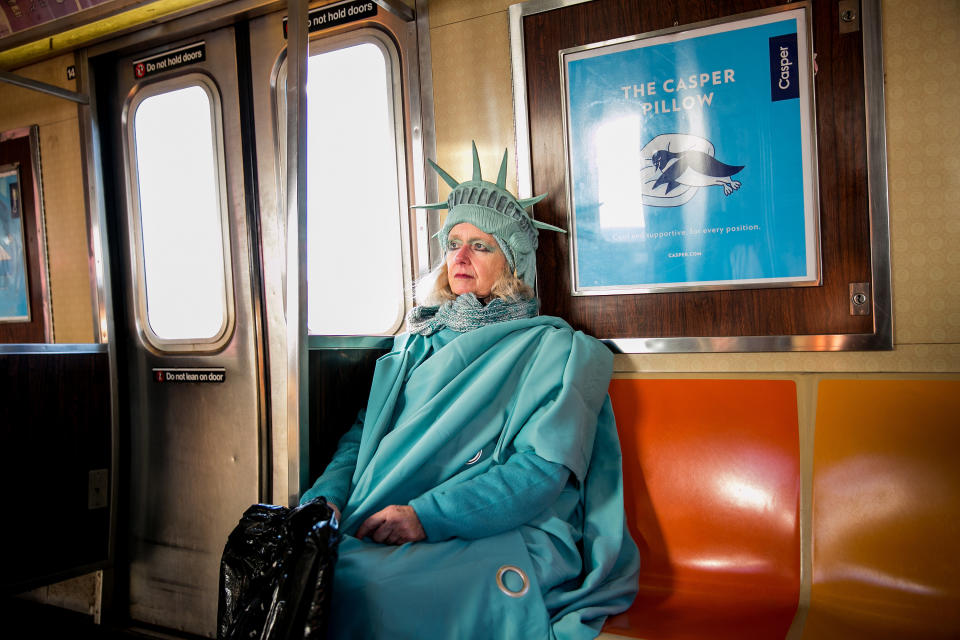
[416,263,534,307]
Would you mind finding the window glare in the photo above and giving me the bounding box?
[134,85,228,341]
[306,42,404,335]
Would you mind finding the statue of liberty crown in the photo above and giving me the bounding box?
[413,141,564,287]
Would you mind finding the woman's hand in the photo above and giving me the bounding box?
[355,505,426,545]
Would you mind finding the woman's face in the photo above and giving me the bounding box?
[445,223,508,298]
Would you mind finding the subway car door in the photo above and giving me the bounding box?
[246,3,423,502]
[97,25,265,636]
[95,1,424,635]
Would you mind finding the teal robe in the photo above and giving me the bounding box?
[303,315,639,639]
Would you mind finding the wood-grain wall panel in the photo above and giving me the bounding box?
[0,133,49,343]
[523,0,875,341]
[0,351,111,592]
[307,348,387,485]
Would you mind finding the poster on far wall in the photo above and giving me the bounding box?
[0,0,115,40]
[560,5,820,295]
[0,164,30,322]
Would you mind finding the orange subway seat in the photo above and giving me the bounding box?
[804,380,960,640]
[604,379,801,640]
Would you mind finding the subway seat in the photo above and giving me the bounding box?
[802,380,960,640]
[599,378,960,640]
[602,379,802,640]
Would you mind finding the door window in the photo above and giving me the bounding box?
[280,34,407,336]
[124,75,234,349]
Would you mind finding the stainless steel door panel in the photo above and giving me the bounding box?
[248,11,290,506]
[109,26,260,637]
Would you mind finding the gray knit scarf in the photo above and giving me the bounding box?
[406,293,539,336]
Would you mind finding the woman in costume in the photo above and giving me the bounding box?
[301,142,640,640]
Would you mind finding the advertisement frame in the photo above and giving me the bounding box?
[559,4,821,295]
[0,162,30,322]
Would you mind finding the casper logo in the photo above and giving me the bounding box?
[768,33,800,102]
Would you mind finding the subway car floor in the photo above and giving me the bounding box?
[1,597,202,640]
